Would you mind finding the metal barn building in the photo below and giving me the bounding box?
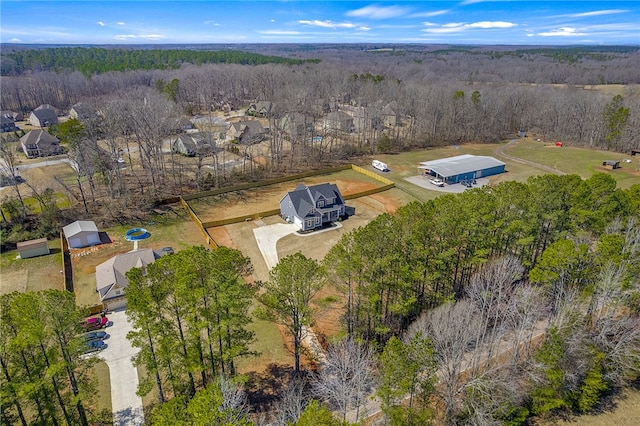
[17,238,50,259]
[418,155,506,184]
[63,220,101,249]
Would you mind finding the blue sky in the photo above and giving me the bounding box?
[1,1,639,45]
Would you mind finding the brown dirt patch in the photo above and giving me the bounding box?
[190,169,384,223]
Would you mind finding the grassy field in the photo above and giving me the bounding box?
[503,138,639,189]
[0,238,65,295]
[535,387,640,426]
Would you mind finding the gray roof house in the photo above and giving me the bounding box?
[280,183,346,231]
[279,112,313,137]
[1,114,17,133]
[322,111,355,133]
[29,104,59,127]
[69,102,97,120]
[247,101,273,117]
[63,220,101,249]
[228,120,265,145]
[95,248,156,302]
[20,130,63,158]
[172,134,213,157]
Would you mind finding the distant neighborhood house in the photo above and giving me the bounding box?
[63,220,101,249]
[228,120,266,144]
[69,102,97,121]
[1,111,19,133]
[418,155,506,184]
[247,101,273,117]
[172,134,213,157]
[19,130,63,158]
[95,248,156,307]
[29,104,59,127]
[280,183,346,231]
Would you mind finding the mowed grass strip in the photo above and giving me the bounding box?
[504,139,640,189]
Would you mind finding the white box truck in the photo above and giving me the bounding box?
[372,160,388,171]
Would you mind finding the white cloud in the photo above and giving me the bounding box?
[203,20,221,26]
[8,38,22,42]
[411,10,449,18]
[96,21,105,27]
[258,30,301,35]
[423,21,516,33]
[346,5,410,19]
[467,21,516,29]
[113,34,165,41]
[538,27,586,37]
[117,22,125,26]
[568,9,628,18]
[298,20,357,29]
[459,0,486,5]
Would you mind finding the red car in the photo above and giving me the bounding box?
[82,316,109,331]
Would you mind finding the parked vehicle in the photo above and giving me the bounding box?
[372,160,388,172]
[429,178,445,187]
[84,331,108,341]
[81,316,109,331]
[83,340,107,354]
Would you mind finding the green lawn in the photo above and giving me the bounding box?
[504,139,639,189]
[0,238,65,294]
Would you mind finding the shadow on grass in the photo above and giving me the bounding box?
[244,363,300,413]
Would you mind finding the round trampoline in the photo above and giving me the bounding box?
[125,228,150,241]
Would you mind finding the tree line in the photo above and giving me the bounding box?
[1,47,315,76]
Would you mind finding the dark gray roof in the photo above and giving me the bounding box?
[19,129,59,146]
[284,183,344,219]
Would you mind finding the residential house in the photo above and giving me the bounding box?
[69,102,97,121]
[172,134,213,156]
[247,101,273,117]
[95,248,156,307]
[280,183,346,231]
[279,112,313,138]
[63,220,101,248]
[1,114,17,133]
[17,238,50,259]
[29,104,58,127]
[321,111,355,133]
[228,120,265,145]
[380,101,401,127]
[20,130,63,158]
[1,111,24,121]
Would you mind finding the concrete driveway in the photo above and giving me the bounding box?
[98,309,144,426]
[252,223,298,270]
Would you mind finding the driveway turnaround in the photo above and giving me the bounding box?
[98,309,144,426]
[253,223,298,270]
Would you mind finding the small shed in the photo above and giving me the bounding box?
[17,238,50,259]
[602,160,620,169]
[631,149,640,156]
[555,141,563,147]
[63,220,101,248]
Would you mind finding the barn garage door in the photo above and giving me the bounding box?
[87,233,100,245]
[69,237,82,248]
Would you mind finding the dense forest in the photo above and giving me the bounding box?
[0,47,316,76]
